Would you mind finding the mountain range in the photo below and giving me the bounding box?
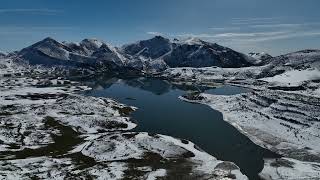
[4,35,319,79]
[15,36,261,72]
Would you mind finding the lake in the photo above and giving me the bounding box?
[84,76,278,179]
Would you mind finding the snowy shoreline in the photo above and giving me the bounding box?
[180,85,320,179]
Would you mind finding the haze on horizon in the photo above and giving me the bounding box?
[0,0,319,56]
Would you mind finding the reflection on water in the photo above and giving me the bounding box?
[83,76,278,180]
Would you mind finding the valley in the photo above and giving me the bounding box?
[0,36,320,179]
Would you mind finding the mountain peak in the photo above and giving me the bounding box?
[41,37,58,43]
[146,36,170,44]
[152,35,167,40]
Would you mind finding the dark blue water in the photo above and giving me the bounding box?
[84,77,277,180]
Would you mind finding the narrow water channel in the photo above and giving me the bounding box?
[84,76,278,179]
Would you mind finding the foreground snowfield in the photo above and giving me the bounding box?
[0,58,247,179]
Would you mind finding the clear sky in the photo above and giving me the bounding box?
[1,0,320,55]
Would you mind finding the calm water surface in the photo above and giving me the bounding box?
[84,76,278,180]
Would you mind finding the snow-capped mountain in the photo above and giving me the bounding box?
[16,36,271,72]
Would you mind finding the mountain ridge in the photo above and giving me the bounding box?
[16,36,262,72]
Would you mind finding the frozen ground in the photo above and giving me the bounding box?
[0,58,247,179]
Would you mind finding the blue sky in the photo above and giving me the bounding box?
[0,0,320,55]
